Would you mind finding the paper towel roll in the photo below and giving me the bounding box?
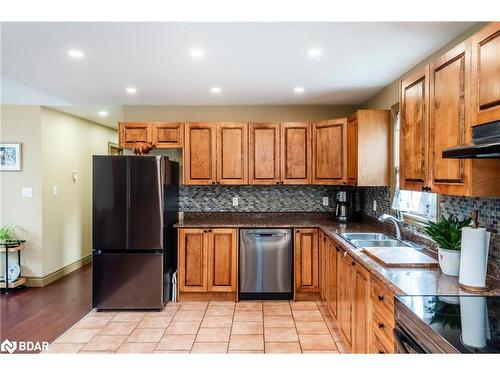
[459,227,491,289]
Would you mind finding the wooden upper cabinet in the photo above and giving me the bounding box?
[280,122,312,184]
[337,250,354,347]
[400,66,430,191]
[347,116,358,185]
[151,122,183,148]
[216,123,248,185]
[327,241,338,319]
[312,119,347,185]
[294,228,319,294]
[178,228,207,292]
[183,123,216,185]
[429,42,470,196]
[471,22,500,125]
[249,123,280,184]
[207,228,237,292]
[353,262,371,354]
[119,122,151,148]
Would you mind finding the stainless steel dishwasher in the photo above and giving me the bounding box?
[239,228,293,300]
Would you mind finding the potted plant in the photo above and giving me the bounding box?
[0,225,19,242]
[424,214,471,276]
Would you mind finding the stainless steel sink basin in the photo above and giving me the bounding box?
[349,239,406,248]
[340,232,393,241]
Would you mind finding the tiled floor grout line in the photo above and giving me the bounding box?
[153,301,182,353]
[289,301,304,354]
[226,301,237,353]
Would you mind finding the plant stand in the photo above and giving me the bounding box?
[1,240,26,295]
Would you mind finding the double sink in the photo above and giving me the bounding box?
[340,232,422,250]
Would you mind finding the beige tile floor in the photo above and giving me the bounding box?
[48,300,349,354]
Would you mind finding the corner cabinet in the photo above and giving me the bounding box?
[178,228,237,295]
[312,118,347,185]
[470,22,500,125]
[183,123,217,185]
[294,228,319,295]
[347,110,390,187]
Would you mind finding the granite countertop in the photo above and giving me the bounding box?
[175,212,500,297]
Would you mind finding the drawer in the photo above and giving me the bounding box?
[371,308,395,349]
[370,330,394,354]
[371,277,394,316]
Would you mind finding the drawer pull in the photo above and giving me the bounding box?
[377,295,384,302]
[378,322,385,329]
[378,350,384,354]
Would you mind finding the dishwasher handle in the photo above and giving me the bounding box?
[246,233,287,237]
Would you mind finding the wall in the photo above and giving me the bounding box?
[0,105,43,277]
[361,22,486,110]
[123,105,357,122]
[40,107,117,276]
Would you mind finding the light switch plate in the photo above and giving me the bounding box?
[22,187,33,198]
[232,197,239,207]
[53,186,58,196]
[322,197,329,206]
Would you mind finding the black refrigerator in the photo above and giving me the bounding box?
[92,155,179,310]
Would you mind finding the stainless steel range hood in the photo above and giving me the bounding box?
[442,121,500,159]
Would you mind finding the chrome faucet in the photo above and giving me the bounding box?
[378,211,404,240]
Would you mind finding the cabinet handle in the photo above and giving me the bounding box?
[343,251,347,257]
[342,182,347,185]
[212,181,216,185]
[296,229,301,233]
[203,230,208,233]
[217,181,221,185]
[378,322,385,329]
[378,295,384,302]
[336,247,340,252]
[378,350,384,354]
[351,261,356,266]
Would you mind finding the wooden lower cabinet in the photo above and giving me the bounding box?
[337,250,354,347]
[353,262,371,353]
[319,231,329,301]
[294,228,319,295]
[370,277,396,353]
[178,228,237,295]
[327,240,339,319]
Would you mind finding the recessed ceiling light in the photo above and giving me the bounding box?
[294,87,305,93]
[190,48,205,58]
[68,49,84,58]
[211,87,221,94]
[126,87,137,94]
[307,48,322,58]
[98,111,108,117]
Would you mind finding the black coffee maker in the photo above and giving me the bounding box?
[334,190,361,222]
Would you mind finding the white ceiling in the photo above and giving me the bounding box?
[1,22,474,127]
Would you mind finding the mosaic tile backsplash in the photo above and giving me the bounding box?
[180,185,341,212]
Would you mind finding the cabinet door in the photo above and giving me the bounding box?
[152,122,183,148]
[319,232,328,301]
[327,242,338,319]
[217,123,248,185]
[294,228,319,293]
[178,228,207,292]
[337,250,354,346]
[353,262,371,354]
[119,122,151,148]
[183,123,216,185]
[471,22,500,125]
[280,122,311,184]
[347,116,358,185]
[207,228,238,292]
[249,123,280,184]
[400,66,430,191]
[312,119,347,185]
[429,42,470,196]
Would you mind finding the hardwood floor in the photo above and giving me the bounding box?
[0,264,92,347]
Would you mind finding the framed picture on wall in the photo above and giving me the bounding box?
[0,143,22,171]
[108,142,123,155]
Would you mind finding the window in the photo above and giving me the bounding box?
[393,111,437,223]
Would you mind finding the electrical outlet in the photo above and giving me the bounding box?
[322,197,329,206]
[53,186,58,196]
[373,200,377,212]
[232,197,239,207]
